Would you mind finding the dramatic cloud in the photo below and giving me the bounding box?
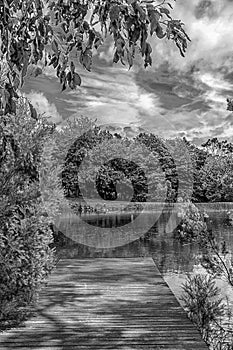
[130,0,233,143]
[23,0,233,145]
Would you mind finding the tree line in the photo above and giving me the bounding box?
[62,128,233,203]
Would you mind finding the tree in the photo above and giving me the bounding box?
[61,129,198,203]
[202,138,233,157]
[197,153,233,202]
[0,0,190,114]
[182,138,208,203]
[136,132,180,202]
[62,125,113,198]
[174,200,207,243]
[62,128,167,202]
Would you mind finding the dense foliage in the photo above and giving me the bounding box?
[0,0,190,115]
[184,138,233,203]
[0,97,60,328]
[174,200,207,242]
[62,128,195,202]
[61,130,233,203]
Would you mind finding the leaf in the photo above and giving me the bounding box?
[145,42,152,55]
[126,49,133,70]
[60,54,68,72]
[182,38,187,52]
[53,58,59,69]
[156,24,166,39]
[87,30,96,49]
[133,2,146,22]
[48,55,57,66]
[73,72,81,87]
[20,52,30,87]
[144,43,152,68]
[59,70,66,84]
[147,8,161,36]
[94,37,102,50]
[160,7,171,16]
[66,71,72,85]
[113,50,119,63]
[176,42,185,57]
[130,27,141,44]
[180,26,191,42]
[51,39,59,55]
[70,61,75,74]
[56,64,61,77]
[140,25,148,56]
[67,71,82,89]
[83,21,90,31]
[29,102,38,120]
[80,49,92,71]
[9,98,16,114]
[13,75,20,90]
[62,81,67,92]
[115,37,125,56]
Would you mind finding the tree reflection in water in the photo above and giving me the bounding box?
[56,208,233,276]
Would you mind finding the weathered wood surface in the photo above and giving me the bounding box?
[0,258,208,349]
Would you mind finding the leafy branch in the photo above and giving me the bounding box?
[0,0,191,115]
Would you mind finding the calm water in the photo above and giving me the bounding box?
[56,205,233,306]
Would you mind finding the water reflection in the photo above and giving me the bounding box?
[56,209,232,274]
[56,208,233,305]
[81,212,139,228]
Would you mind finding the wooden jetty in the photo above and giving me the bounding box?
[0,258,208,349]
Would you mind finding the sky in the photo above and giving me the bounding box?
[23,0,233,145]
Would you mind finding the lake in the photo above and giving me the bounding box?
[56,203,233,308]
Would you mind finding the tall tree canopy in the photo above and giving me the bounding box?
[0,0,190,115]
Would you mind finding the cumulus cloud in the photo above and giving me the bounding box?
[148,0,233,72]
[26,91,63,123]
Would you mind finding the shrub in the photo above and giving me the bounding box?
[0,98,59,328]
[0,204,55,327]
[181,274,233,350]
[200,230,233,287]
[174,200,207,242]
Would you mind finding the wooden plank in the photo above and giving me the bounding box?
[0,258,208,350]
